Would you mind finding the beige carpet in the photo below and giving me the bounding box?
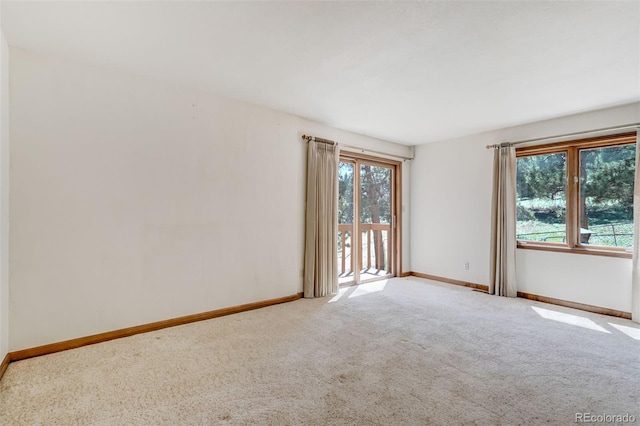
[1,277,639,425]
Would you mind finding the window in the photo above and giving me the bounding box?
[516,133,636,257]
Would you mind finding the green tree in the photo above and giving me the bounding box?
[338,162,354,224]
[582,145,635,213]
[359,165,391,224]
[517,153,566,200]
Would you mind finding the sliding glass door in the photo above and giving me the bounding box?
[338,155,399,285]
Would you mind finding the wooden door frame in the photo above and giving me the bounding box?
[339,151,402,283]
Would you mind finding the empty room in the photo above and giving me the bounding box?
[0,1,639,425]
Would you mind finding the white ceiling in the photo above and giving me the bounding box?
[2,1,639,145]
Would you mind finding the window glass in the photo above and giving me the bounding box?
[516,153,567,243]
[579,144,635,248]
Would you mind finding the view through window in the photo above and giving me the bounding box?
[516,133,636,253]
[517,152,567,243]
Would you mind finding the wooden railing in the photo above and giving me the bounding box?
[338,223,391,274]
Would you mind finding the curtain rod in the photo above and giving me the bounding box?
[485,122,640,149]
[301,134,414,160]
[302,134,336,145]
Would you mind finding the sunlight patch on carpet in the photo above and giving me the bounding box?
[608,322,640,340]
[349,280,388,299]
[328,287,350,303]
[531,306,610,333]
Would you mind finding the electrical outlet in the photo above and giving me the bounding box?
[464,261,470,270]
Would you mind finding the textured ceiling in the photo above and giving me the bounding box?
[2,1,639,145]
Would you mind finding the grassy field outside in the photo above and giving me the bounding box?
[517,194,633,248]
[517,220,633,247]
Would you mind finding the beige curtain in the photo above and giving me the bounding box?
[303,140,339,298]
[631,131,640,322]
[489,144,518,297]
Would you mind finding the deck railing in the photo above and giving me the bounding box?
[338,223,391,275]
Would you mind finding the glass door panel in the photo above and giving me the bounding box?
[338,161,355,285]
[359,163,392,281]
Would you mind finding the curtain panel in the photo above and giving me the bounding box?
[489,144,518,297]
[632,131,640,322]
[303,140,339,298]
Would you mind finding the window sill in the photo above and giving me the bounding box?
[516,242,632,259]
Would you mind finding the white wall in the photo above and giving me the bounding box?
[411,102,640,313]
[9,48,412,351]
[0,3,10,362]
